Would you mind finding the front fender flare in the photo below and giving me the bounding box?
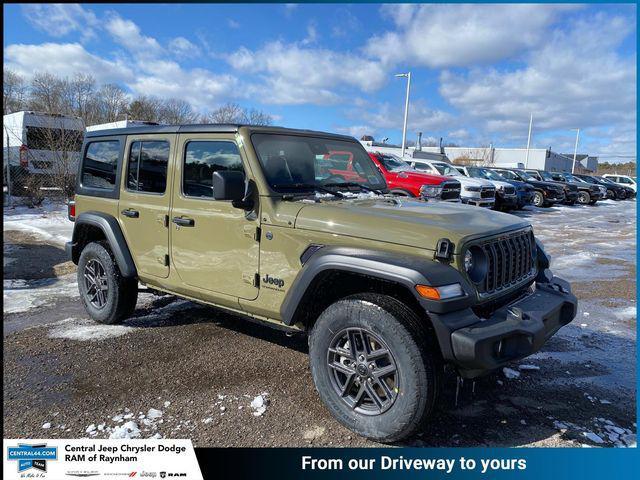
[280,246,475,326]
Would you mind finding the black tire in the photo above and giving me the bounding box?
[532,191,545,208]
[577,191,591,205]
[589,199,598,205]
[309,293,441,442]
[606,190,615,200]
[77,241,138,324]
[389,189,414,197]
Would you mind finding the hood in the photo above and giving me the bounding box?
[485,179,514,190]
[526,179,563,191]
[452,175,494,188]
[293,196,529,252]
[395,170,455,185]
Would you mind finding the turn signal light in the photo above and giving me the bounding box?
[415,285,441,300]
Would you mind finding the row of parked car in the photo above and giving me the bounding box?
[350,151,636,210]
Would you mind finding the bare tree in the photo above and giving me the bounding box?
[67,73,98,123]
[157,98,198,124]
[28,72,66,114]
[3,70,27,114]
[127,95,161,122]
[96,83,129,123]
[206,102,273,125]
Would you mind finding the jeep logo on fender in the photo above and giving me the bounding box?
[262,274,285,289]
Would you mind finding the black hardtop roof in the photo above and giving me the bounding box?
[84,123,357,141]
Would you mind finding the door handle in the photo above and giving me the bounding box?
[172,216,195,227]
[121,209,139,218]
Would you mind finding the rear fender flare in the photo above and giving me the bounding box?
[71,211,137,278]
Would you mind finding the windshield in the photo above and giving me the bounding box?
[432,163,462,176]
[562,173,583,182]
[468,167,502,181]
[580,175,597,183]
[378,154,413,172]
[515,171,536,181]
[251,134,387,193]
[538,171,555,181]
[491,169,518,181]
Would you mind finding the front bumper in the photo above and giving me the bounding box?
[461,195,495,208]
[563,191,578,203]
[428,275,577,378]
[496,192,518,208]
[516,190,534,206]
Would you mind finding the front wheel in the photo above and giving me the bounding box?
[577,191,591,205]
[77,241,138,324]
[532,191,545,207]
[309,294,440,442]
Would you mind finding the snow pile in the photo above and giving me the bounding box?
[3,203,72,247]
[48,318,134,341]
[4,275,78,314]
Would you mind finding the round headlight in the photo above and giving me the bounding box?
[463,246,488,283]
[464,250,473,272]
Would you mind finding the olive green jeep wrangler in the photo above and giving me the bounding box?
[67,125,577,442]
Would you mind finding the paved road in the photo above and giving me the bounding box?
[3,201,636,447]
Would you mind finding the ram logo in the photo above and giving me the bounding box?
[262,274,285,289]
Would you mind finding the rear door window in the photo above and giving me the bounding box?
[126,141,170,194]
[81,141,120,190]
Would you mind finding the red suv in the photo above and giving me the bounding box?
[320,151,461,201]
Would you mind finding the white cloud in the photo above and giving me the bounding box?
[367,4,576,68]
[21,4,98,40]
[438,12,636,155]
[227,19,240,29]
[4,42,133,84]
[301,22,319,46]
[335,125,377,139]
[168,37,201,57]
[105,14,163,58]
[353,100,456,134]
[227,41,387,104]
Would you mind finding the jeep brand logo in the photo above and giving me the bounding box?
[262,274,285,288]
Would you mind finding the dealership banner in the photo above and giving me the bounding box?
[3,439,203,479]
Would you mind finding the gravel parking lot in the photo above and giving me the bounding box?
[3,200,636,447]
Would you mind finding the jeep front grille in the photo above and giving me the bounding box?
[441,180,461,200]
[480,187,495,199]
[475,229,536,296]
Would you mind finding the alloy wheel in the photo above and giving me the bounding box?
[326,327,399,415]
[533,192,544,207]
[577,192,589,204]
[84,259,109,309]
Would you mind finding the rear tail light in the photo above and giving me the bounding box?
[19,145,29,168]
[68,198,76,222]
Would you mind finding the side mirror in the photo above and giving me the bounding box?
[212,170,245,201]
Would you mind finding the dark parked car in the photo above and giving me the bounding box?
[596,176,635,199]
[574,174,626,200]
[525,169,579,205]
[550,172,605,205]
[489,168,565,208]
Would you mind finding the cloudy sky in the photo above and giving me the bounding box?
[3,3,637,161]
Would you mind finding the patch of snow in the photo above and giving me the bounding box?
[518,364,540,371]
[582,432,605,444]
[4,275,78,314]
[85,424,96,433]
[109,421,141,439]
[48,318,134,341]
[502,367,520,379]
[147,408,163,420]
[42,422,51,429]
[250,393,269,416]
[3,203,72,247]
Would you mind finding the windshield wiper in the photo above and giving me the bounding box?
[272,183,344,198]
[323,181,383,195]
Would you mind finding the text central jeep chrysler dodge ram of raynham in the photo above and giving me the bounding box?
[67,125,577,442]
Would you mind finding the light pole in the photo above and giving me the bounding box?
[395,72,411,157]
[524,113,533,168]
[571,128,580,173]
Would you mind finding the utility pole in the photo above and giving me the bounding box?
[571,128,580,173]
[395,72,411,157]
[524,113,533,168]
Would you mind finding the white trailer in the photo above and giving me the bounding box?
[3,111,85,187]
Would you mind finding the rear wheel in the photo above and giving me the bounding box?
[577,191,591,205]
[309,293,441,442]
[77,241,138,324]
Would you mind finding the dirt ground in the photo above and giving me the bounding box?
[3,200,636,447]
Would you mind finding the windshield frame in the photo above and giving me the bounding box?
[250,132,388,195]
